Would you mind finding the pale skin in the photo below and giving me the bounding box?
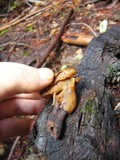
[0,62,54,141]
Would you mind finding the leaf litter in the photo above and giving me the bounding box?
[0,0,120,159]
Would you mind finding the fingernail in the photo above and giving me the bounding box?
[38,68,54,83]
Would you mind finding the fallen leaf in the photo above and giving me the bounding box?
[99,19,108,33]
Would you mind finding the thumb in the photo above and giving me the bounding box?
[0,62,54,101]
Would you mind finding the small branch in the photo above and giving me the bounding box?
[0,5,51,32]
[7,136,20,160]
[26,0,47,7]
[9,8,30,24]
[34,8,74,68]
[71,22,98,37]
[17,142,27,159]
[0,42,29,47]
[106,0,119,9]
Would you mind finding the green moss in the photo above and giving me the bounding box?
[22,51,30,57]
[25,25,33,31]
[9,0,20,11]
[75,7,80,13]
[107,65,118,75]
[81,99,95,114]
[0,29,9,36]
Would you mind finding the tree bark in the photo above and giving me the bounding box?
[29,27,120,160]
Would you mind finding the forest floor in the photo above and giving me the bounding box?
[0,0,120,159]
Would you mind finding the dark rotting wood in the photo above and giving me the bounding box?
[29,27,120,160]
[46,107,68,140]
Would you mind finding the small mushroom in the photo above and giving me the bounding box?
[41,68,80,139]
[54,68,77,83]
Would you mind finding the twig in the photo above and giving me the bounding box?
[26,9,47,21]
[106,0,119,9]
[0,14,8,17]
[34,8,74,68]
[0,5,51,32]
[7,136,20,160]
[26,0,47,7]
[0,42,29,47]
[17,142,27,159]
[71,22,98,37]
[9,8,31,24]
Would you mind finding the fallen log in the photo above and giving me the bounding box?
[29,27,120,160]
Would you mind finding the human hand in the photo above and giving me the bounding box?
[0,62,54,141]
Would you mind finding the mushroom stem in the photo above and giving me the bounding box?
[46,105,68,140]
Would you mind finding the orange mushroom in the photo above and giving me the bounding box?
[41,68,80,139]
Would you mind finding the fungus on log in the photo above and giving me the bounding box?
[41,68,80,140]
[29,27,120,160]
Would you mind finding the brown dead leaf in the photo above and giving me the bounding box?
[73,0,82,6]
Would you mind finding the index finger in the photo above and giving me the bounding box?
[0,62,54,101]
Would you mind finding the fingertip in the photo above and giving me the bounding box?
[0,63,54,100]
[37,68,54,87]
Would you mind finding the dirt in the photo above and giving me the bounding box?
[0,0,120,159]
